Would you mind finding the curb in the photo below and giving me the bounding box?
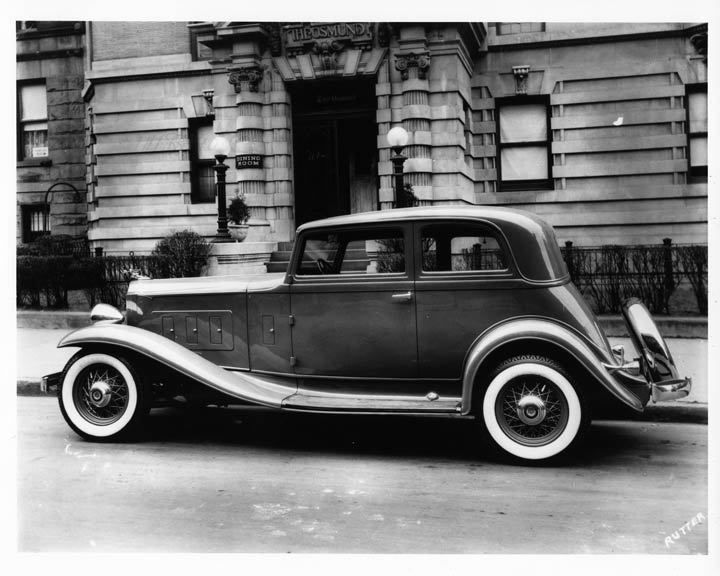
[17,379,52,397]
[16,378,708,424]
[598,403,708,425]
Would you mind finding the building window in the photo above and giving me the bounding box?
[18,82,48,161]
[496,23,545,36]
[686,83,707,182]
[496,96,552,191]
[189,119,216,204]
[190,30,214,61]
[21,204,50,242]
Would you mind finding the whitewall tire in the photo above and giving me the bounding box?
[58,351,146,441]
[480,356,588,462]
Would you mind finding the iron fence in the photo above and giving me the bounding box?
[560,241,707,315]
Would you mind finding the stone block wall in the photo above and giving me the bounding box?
[16,24,88,242]
[469,23,708,245]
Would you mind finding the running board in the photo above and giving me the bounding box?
[281,392,462,413]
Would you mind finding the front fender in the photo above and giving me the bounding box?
[58,324,297,408]
[461,318,646,415]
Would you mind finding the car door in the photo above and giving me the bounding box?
[289,223,417,379]
[413,220,517,380]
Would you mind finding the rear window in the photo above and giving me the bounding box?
[421,223,507,272]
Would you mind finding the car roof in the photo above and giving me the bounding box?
[297,205,547,232]
[296,206,569,283]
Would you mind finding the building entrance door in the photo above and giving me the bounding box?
[291,80,378,226]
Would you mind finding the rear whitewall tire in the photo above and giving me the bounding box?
[481,358,586,462]
[59,352,145,441]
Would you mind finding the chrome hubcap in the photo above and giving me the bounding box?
[89,381,112,408]
[495,377,569,447]
[516,395,546,425]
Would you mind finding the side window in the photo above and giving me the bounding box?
[296,229,406,276]
[421,224,507,272]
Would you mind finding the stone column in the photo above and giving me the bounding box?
[228,63,266,234]
[378,26,431,210]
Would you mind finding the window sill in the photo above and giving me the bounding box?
[17,158,52,168]
[499,179,553,192]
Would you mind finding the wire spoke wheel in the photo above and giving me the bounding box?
[72,364,130,425]
[495,376,569,447]
[481,356,586,462]
[59,351,145,441]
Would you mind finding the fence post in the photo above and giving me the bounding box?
[662,238,675,313]
[662,237,674,290]
[565,240,574,280]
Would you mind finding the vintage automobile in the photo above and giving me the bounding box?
[43,206,691,462]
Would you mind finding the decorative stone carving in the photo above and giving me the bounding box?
[512,65,530,95]
[377,23,393,48]
[228,65,264,93]
[395,52,431,80]
[263,23,283,57]
[690,31,707,58]
[312,39,344,70]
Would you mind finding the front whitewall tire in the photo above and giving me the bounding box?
[60,352,142,440]
[482,361,583,461]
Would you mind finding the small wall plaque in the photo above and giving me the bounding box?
[235,154,263,169]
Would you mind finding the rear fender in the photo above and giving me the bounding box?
[58,324,297,408]
[461,318,646,415]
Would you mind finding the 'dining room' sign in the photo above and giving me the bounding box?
[236,154,263,169]
[284,23,373,51]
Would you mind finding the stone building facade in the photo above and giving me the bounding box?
[18,21,708,259]
[16,21,88,243]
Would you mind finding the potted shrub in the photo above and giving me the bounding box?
[227,195,250,241]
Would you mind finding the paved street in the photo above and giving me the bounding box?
[17,397,707,553]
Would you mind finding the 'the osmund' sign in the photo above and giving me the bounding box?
[235,154,263,169]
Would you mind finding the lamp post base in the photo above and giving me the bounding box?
[213,232,233,243]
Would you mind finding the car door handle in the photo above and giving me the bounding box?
[391,291,413,302]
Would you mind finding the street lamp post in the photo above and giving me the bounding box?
[386,126,409,208]
[210,136,232,242]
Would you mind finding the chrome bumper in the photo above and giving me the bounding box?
[651,377,692,403]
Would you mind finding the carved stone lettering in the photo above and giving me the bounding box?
[284,22,374,55]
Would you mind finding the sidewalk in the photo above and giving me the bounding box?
[16,317,707,423]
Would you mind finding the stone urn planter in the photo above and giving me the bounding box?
[227,195,250,242]
[228,223,249,242]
